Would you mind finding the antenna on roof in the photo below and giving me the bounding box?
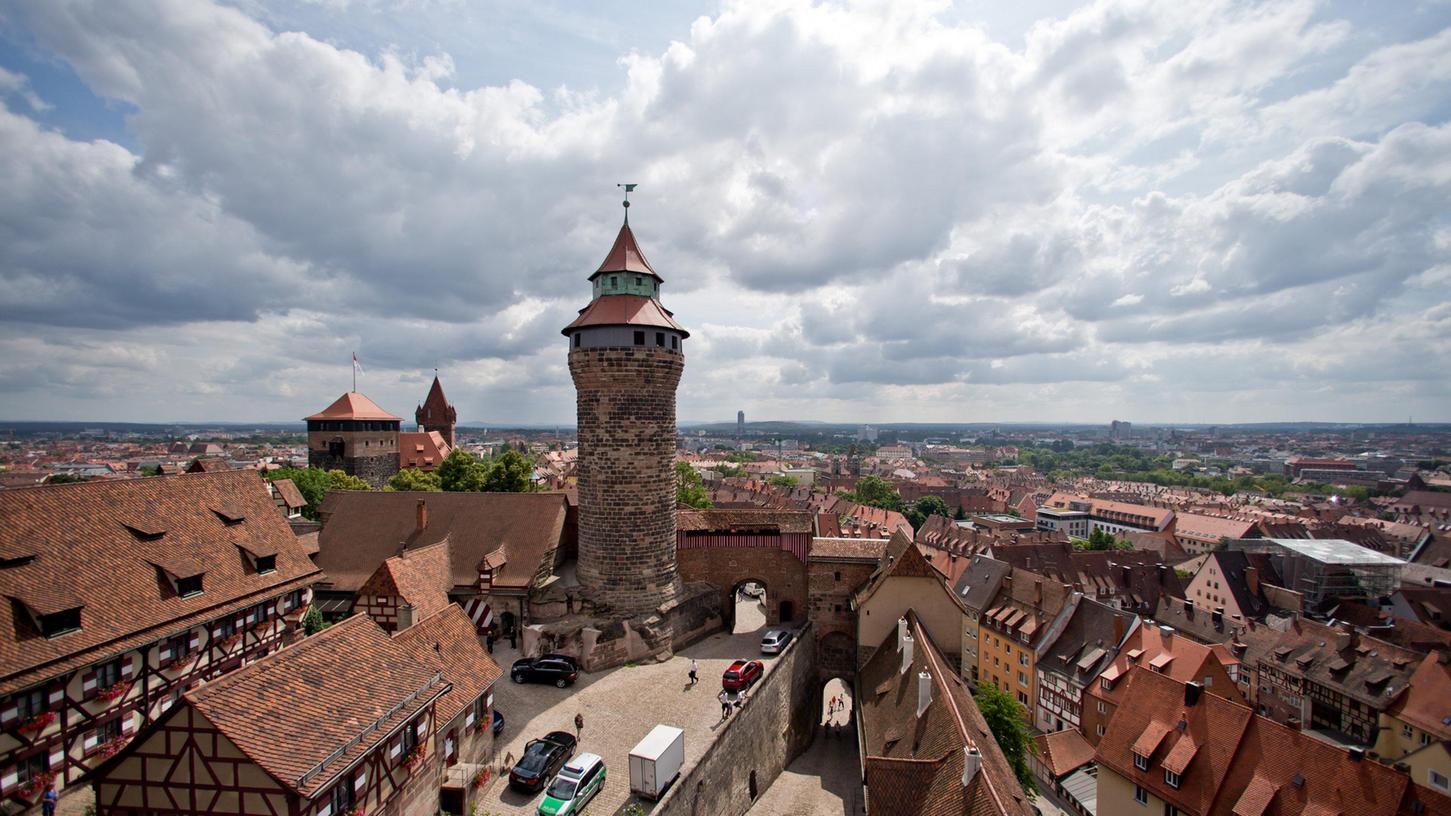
[618,183,637,224]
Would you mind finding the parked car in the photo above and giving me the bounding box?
[539,652,580,668]
[512,657,580,688]
[492,708,505,736]
[509,731,578,793]
[538,752,606,815]
[760,629,793,654]
[722,659,764,691]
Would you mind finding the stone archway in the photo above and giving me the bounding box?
[730,579,770,634]
[817,630,855,681]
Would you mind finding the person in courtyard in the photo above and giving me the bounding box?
[574,711,584,737]
[688,658,698,686]
[41,786,57,816]
[719,689,731,720]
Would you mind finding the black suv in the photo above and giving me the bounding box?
[511,656,579,688]
[509,730,578,792]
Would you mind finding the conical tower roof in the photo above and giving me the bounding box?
[304,392,401,421]
[420,375,450,416]
[589,222,660,281]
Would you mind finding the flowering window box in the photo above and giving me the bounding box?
[97,736,129,760]
[217,633,242,652]
[473,767,490,788]
[161,654,191,672]
[17,709,56,735]
[96,681,132,703]
[344,807,365,816]
[17,771,55,800]
[399,745,426,774]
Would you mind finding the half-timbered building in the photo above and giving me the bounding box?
[93,609,500,816]
[0,471,321,812]
[356,540,451,633]
[312,492,569,635]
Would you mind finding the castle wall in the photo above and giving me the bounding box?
[569,346,684,617]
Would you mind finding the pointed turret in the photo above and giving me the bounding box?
[590,222,660,281]
[415,373,458,447]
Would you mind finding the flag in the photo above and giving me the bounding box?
[352,352,364,375]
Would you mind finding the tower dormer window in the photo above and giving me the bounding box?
[574,335,581,348]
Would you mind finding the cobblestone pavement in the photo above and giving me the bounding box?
[475,600,779,815]
[748,678,861,815]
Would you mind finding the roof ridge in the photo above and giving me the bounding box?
[188,614,378,702]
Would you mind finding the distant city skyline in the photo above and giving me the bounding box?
[2,1,1449,425]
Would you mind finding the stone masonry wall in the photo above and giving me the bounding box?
[308,450,399,488]
[653,624,818,816]
[676,547,808,628]
[569,346,684,617]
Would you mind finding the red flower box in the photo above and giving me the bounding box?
[96,681,132,702]
[400,745,426,773]
[17,771,55,800]
[473,767,490,788]
[17,709,55,734]
[98,736,129,759]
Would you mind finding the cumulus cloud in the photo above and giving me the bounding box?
[0,0,1448,423]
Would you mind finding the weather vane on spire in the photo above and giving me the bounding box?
[618,183,637,223]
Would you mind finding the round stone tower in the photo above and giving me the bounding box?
[562,210,689,618]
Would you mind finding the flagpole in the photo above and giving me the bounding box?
[352,353,357,393]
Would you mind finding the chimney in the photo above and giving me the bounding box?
[1244,566,1259,595]
[1437,649,1451,666]
[962,746,982,787]
[917,671,933,717]
[1184,680,1202,707]
[1212,607,1224,626]
[901,634,914,675]
[1159,624,1174,644]
[1348,746,1365,763]
[396,603,416,631]
[416,499,428,533]
[897,617,909,651]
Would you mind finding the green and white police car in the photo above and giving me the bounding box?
[537,752,605,816]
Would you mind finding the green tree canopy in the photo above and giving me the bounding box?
[973,682,1037,797]
[482,450,534,493]
[676,461,713,509]
[266,467,333,519]
[905,495,951,530]
[767,474,798,488]
[839,475,904,512]
[437,448,489,492]
[386,468,442,492]
[327,470,371,491]
[46,473,89,484]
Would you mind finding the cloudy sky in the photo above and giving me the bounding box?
[1,0,1449,426]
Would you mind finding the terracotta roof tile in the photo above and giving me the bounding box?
[592,222,659,278]
[563,294,688,335]
[393,605,502,724]
[359,540,452,621]
[0,471,322,694]
[304,391,401,421]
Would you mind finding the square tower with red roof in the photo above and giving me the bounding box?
[305,391,402,487]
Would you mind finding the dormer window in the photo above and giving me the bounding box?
[1165,769,1182,788]
[255,554,276,574]
[177,575,203,597]
[40,607,82,638]
[1134,751,1149,771]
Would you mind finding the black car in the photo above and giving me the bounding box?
[492,708,505,736]
[509,730,578,792]
[512,657,579,688]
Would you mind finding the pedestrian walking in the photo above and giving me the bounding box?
[485,631,495,653]
[688,658,698,687]
[719,690,732,720]
[40,787,57,816]
[574,712,584,737]
[509,628,517,650]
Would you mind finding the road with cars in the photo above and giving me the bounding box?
[474,605,784,815]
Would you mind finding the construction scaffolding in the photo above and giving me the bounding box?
[1228,538,1403,608]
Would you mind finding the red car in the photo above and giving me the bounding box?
[722,660,764,691]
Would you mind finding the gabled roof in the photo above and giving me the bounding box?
[418,375,452,419]
[399,431,451,470]
[358,540,452,622]
[1034,729,1096,779]
[859,609,1035,816]
[393,605,502,724]
[315,491,567,593]
[591,221,660,279]
[185,614,447,796]
[272,478,306,509]
[953,555,1012,612]
[1387,652,1451,741]
[0,471,322,695]
[304,391,401,421]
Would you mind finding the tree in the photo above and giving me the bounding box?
[437,448,489,492]
[139,465,162,477]
[46,473,89,484]
[327,470,371,492]
[767,475,798,488]
[267,467,334,520]
[905,496,951,531]
[954,505,968,521]
[841,475,904,512]
[482,450,533,492]
[675,461,713,509]
[301,604,326,636]
[387,468,442,492]
[973,682,1037,796]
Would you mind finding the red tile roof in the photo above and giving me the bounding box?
[393,605,502,724]
[563,294,688,335]
[304,391,401,421]
[1034,729,1096,778]
[358,540,452,622]
[399,430,451,470]
[591,222,659,279]
[185,614,446,796]
[272,478,306,509]
[0,471,323,694]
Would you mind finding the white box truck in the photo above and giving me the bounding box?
[629,724,685,800]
